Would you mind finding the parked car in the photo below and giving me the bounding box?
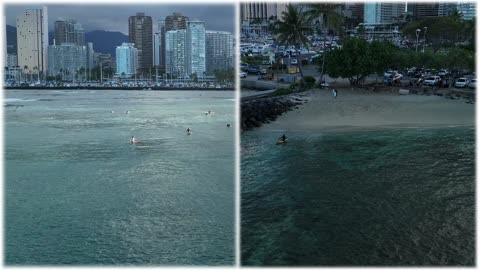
[384,70,403,83]
[407,67,421,76]
[455,78,469,88]
[310,54,322,63]
[468,79,476,89]
[423,76,441,86]
[246,66,267,75]
[290,58,298,65]
[240,72,247,78]
[437,69,449,77]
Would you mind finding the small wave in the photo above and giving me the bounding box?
[4,98,37,103]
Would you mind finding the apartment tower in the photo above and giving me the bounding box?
[128,12,153,71]
[16,7,48,77]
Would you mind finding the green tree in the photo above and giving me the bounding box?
[305,3,343,83]
[401,13,474,52]
[274,4,312,83]
[78,67,85,81]
[324,38,395,85]
[214,69,235,83]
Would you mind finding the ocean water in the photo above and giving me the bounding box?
[5,90,235,265]
[241,127,475,266]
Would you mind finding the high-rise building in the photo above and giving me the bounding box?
[94,53,114,69]
[165,30,187,77]
[128,12,153,70]
[72,23,85,45]
[86,42,95,78]
[206,31,233,75]
[54,19,85,46]
[345,3,365,21]
[115,43,139,78]
[153,19,166,68]
[47,43,87,81]
[16,7,48,77]
[6,54,18,67]
[240,2,280,21]
[412,3,439,20]
[438,3,458,17]
[186,20,206,77]
[364,3,405,24]
[165,12,189,32]
[457,2,476,20]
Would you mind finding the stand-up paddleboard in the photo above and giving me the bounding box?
[276,139,288,145]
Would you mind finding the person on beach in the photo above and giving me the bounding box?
[332,89,337,99]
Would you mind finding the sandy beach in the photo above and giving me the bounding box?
[260,89,475,132]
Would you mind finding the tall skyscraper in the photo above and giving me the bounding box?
[128,12,153,71]
[438,3,458,17]
[165,12,189,32]
[457,2,476,20]
[240,2,280,21]
[412,3,439,20]
[153,19,166,68]
[165,30,187,77]
[86,42,95,78]
[115,43,139,78]
[16,7,48,77]
[345,3,365,21]
[47,43,87,81]
[364,3,405,24]
[206,31,233,75]
[54,19,85,46]
[186,20,206,77]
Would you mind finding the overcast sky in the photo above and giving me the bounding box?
[4,4,235,34]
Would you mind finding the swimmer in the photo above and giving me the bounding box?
[227,124,231,128]
[187,128,192,135]
[125,110,130,114]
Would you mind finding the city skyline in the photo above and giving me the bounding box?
[4,4,235,34]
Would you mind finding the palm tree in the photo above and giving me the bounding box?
[305,3,344,84]
[32,66,39,82]
[274,4,312,83]
[78,67,85,81]
[23,65,28,82]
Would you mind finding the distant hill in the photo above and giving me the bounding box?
[5,25,128,56]
[86,30,129,55]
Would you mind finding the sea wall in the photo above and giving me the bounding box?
[241,80,277,90]
[241,95,307,131]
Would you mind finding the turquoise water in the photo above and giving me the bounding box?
[241,128,475,266]
[5,90,235,265]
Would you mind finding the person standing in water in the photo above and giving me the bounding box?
[187,128,192,135]
[130,136,137,144]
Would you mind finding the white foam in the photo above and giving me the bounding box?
[4,98,37,103]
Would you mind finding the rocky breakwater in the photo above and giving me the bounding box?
[241,95,308,131]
